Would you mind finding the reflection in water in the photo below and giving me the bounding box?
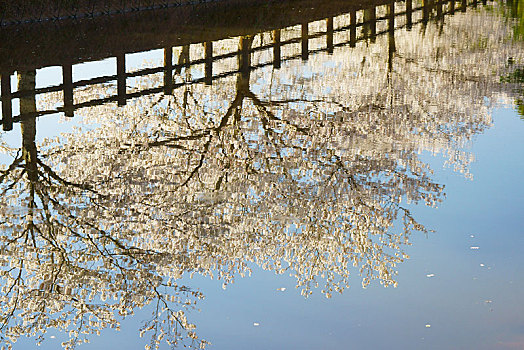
[1,1,523,349]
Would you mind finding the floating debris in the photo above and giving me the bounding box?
[277,287,287,292]
[425,324,431,328]
[426,274,435,278]
[470,246,480,250]
[480,264,485,267]
[253,322,260,327]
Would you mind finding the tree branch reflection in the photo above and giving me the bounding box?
[0,5,522,349]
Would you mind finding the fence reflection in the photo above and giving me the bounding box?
[1,0,484,131]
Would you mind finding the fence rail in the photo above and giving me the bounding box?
[1,0,485,131]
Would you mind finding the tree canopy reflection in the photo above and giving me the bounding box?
[0,4,523,349]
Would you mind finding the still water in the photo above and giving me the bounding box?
[1,0,524,349]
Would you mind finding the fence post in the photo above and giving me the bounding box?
[387,1,396,71]
[204,42,213,85]
[239,37,251,74]
[164,47,173,94]
[18,70,38,182]
[350,9,356,47]
[238,36,252,92]
[63,62,74,117]
[183,45,191,70]
[326,17,334,53]
[1,72,13,131]
[117,53,127,106]
[18,71,37,116]
[388,1,395,32]
[273,29,281,69]
[301,22,309,61]
[364,6,376,43]
[450,0,455,14]
[406,0,412,29]
[461,0,467,12]
[423,0,430,23]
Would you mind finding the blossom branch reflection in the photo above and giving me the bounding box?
[1,4,523,349]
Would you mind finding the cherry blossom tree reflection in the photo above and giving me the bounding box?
[0,6,522,348]
[0,72,207,350]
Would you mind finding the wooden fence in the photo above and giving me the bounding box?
[0,0,486,131]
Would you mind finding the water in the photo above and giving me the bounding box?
[1,0,524,349]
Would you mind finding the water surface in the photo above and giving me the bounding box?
[1,0,524,349]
